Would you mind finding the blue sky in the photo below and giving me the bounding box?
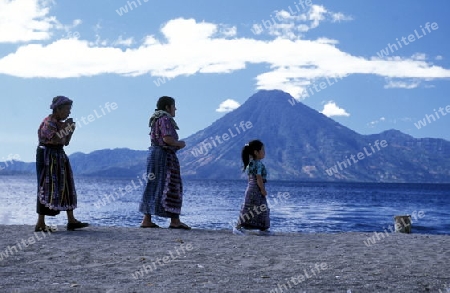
[1,0,450,162]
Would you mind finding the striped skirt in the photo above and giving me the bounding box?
[237,176,270,230]
[36,145,77,215]
[139,146,183,218]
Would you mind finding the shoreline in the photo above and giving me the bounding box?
[0,225,449,292]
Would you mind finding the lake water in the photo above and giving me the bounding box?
[0,175,449,235]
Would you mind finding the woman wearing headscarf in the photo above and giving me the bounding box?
[139,96,190,229]
[35,96,89,232]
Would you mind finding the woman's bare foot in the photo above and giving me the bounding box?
[169,218,191,230]
[140,214,160,228]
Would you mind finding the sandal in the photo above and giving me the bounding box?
[140,223,160,228]
[67,221,89,231]
[34,225,57,233]
[168,223,191,230]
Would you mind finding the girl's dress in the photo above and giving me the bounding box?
[237,159,270,230]
[37,115,77,215]
[139,114,183,218]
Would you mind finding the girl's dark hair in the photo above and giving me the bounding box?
[241,139,264,171]
[156,96,175,111]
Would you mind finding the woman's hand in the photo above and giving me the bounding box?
[62,118,75,146]
[65,118,76,132]
[177,140,186,149]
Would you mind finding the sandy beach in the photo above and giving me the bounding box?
[0,225,449,293]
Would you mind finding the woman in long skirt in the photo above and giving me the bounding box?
[35,96,89,232]
[139,96,190,229]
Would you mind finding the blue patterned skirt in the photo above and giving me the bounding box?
[237,176,270,230]
[139,146,183,218]
[36,145,77,215]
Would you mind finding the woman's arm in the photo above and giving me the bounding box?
[256,174,267,196]
[163,136,186,149]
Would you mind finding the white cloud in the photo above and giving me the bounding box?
[56,18,82,33]
[384,79,421,89]
[264,5,352,39]
[0,0,56,43]
[308,5,327,29]
[411,53,427,61]
[251,24,263,35]
[368,117,415,128]
[320,101,350,117]
[113,36,134,47]
[331,12,353,23]
[143,35,159,46]
[1,16,450,99]
[398,117,411,122]
[219,26,237,38]
[251,5,352,39]
[161,18,217,44]
[216,99,241,113]
[368,117,386,128]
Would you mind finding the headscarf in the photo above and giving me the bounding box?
[50,96,73,109]
[149,110,179,130]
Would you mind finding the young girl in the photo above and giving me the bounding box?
[234,139,270,234]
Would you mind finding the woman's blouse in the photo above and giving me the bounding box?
[150,115,179,151]
[38,115,65,145]
[246,159,267,180]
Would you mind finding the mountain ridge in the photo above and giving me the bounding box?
[2,90,450,183]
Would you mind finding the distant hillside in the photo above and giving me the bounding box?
[68,148,148,177]
[2,90,450,182]
[0,148,147,178]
